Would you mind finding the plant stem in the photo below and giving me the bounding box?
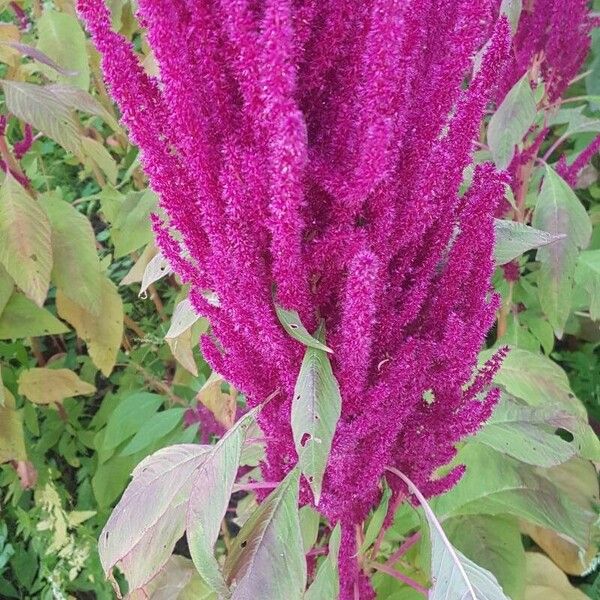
[232,481,279,492]
[384,531,422,567]
[369,562,428,596]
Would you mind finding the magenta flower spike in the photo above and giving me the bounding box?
[78,1,512,595]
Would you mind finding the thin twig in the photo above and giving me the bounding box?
[369,562,428,596]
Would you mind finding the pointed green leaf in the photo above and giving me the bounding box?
[575,249,600,320]
[186,410,257,595]
[488,75,536,170]
[82,137,118,185]
[292,336,341,505]
[532,166,592,337]
[0,175,52,307]
[305,524,341,600]
[223,469,306,600]
[0,292,68,338]
[39,194,102,314]
[360,485,392,553]
[493,219,564,265]
[276,306,333,353]
[36,11,90,90]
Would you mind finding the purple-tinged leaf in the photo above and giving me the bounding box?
[186,410,257,595]
[1,42,79,76]
[98,444,211,595]
[387,467,510,600]
[493,219,565,265]
[223,469,306,600]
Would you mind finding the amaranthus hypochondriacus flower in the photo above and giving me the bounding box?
[79,1,510,595]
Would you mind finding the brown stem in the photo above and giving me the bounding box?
[148,283,167,321]
[123,314,146,339]
[30,337,45,366]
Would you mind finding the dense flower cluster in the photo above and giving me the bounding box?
[79,1,511,595]
[499,0,599,193]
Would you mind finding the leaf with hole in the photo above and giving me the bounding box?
[276,306,332,352]
[223,469,306,600]
[291,332,341,504]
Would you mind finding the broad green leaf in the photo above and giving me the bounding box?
[305,524,341,600]
[0,175,52,306]
[98,444,212,592]
[499,0,522,33]
[475,395,599,466]
[120,408,185,456]
[39,194,102,314]
[1,80,83,157]
[82,137,118,185]
[547,106,600,138]
[101,392,164,454]
[488,75,536,169]
[186,410,257,594]
[299,506,320,554]
[18,368,95,406]
[360,485,392,553]
[433,444,593,549]
[532,166,592,337]
[493,219,564,265]
[524,552,589,599]
[36,11,90,90]
[0,292,68,338]
[445,515,525,600]
[46,83,120,131]
[110,190,158,257]
[291,333,341,504]
[574,249,600,320]
[56,276,123,376]
[223,469,306,600]
[166,299,200,339]
[0,388,26,463]
[276,306,333,353]
[480,346,585,416]
[390,468,510,600]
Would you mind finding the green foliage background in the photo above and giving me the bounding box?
[0,1,599,599]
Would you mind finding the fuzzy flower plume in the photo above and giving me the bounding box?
[79,1,510,596]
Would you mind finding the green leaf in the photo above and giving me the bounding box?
[433,444,593,550]
[574,249,600,320]
[299,505,320,554]
[291,332,342,504]
[276,306,333,353]
[493,219,564,265]
[390,467,510,600]
[488,75,536,170]
[36,11,90,90]
[98,444,212,591]
[0,265,13,316]
[186,410,257,594]
[305,524,341,600]
[18,367,96,406]
[120,408,184,456]
[445,515,525,600]
[475,395,598,466]
[360,485,392,553]
[101,392,164,454]
[0,175,52,306]
[0,292,68,338]
[532,166,592,337]
[82,137,118,185]
[110,190,158,258]
[38,194,102,314]
[499,0,522,33]
[223,469,306,600]
[481,346,585,417]
[56,275,123,376]
[0,80,83,157]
